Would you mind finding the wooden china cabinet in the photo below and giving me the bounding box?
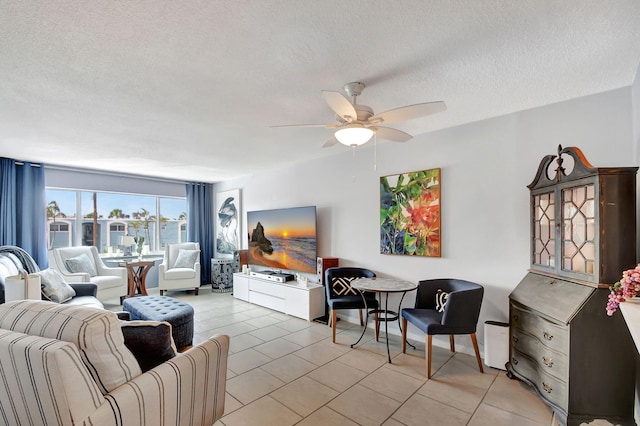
[506,145,638,426]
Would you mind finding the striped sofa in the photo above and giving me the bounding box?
[0,300,229,425]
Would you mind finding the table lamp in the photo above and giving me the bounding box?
[120,236,136,256]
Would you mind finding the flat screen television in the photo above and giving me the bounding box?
[247,205,317,274]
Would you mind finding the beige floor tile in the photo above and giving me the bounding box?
[260,353,317,383]
[432,354,496,390]
[226,368,236,379]
[244,314,283,328]
[276,317,314,332]
[253,337,302,359]
[223,392,243,415]
[391,392,472,426]
[328,384,401,426]
[227,348,273,375]
[267,312,291,321]
[282,326,332,346]
[335,324,376,344]
[482,373,553,424]
[417,374,489,413]
[270,376,339,416]
[467,403,550,426]
[359,366,424,402]
[220,395,301,426]
[336,347,388,373]
[211,321,258,337]
[294,340,351,366]
[228,333,264,354]
[307,359,368,392]
[394,343,456,379]
[381,418,406,426]
[226,368,285,405]
[248,324,291,341]
[384,352,432,381]
[295,406,359,426]
[240,306,278,318]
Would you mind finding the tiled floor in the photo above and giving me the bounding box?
[106,287,617,426]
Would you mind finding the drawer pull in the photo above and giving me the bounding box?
[513,314,519,321]
[511,357,518,365]
[548,280,557,286]
[512,335,519,343]
[543,331,553,341]
[542,356,553,367]
[542,382,552,393]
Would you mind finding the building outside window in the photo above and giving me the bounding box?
[46,189,187,254]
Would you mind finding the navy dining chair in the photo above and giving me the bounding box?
[325,267,379,343]
[401,278,484,378]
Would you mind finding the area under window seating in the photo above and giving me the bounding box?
[0,300,229,425]
[48,245,128,302]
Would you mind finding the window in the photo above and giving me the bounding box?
[46,189,187,254]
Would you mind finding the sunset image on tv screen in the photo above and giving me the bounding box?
[247,206,317,273]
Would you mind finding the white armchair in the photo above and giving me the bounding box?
[158,242,201,295]
[48,246,127,302]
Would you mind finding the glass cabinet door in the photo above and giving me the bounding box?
[532,191,555,269]
[561,184,596,276]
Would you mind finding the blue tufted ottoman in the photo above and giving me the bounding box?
[123,296,194,350]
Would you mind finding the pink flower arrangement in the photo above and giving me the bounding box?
[607,264,640,316]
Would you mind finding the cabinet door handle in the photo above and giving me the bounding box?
[542,382,552,393]
[512,335,519,343]
[543,331,553,341]
[511,357,518,365]
[542,356,553,367]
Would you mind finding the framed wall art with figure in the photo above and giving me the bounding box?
[215,189,241,256]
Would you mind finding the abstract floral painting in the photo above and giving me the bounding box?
[215,189,241,255]
[380,168,441,257]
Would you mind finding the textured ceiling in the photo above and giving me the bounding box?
[1,1,639,182]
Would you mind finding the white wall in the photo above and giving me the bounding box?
[216,86,637,354]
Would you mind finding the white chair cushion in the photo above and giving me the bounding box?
[0,300,141,394]
[164,268,197,280]
[91,275,125,290]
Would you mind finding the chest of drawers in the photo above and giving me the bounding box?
[507,272,635,425]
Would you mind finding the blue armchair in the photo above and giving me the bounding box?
[401,278,484,378]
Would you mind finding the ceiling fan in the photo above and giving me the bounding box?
[272,81,447,148]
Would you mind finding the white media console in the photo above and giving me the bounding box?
[232,272,325,321]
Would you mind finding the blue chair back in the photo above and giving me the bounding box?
[325,267,375,301]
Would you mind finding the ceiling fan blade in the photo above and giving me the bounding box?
[322,135,339,148]
[369,101,447,125]
[373,126,412,142]
[321,90,357,122]
[270,123,336,128]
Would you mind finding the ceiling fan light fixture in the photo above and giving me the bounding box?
[335,124,374,147]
